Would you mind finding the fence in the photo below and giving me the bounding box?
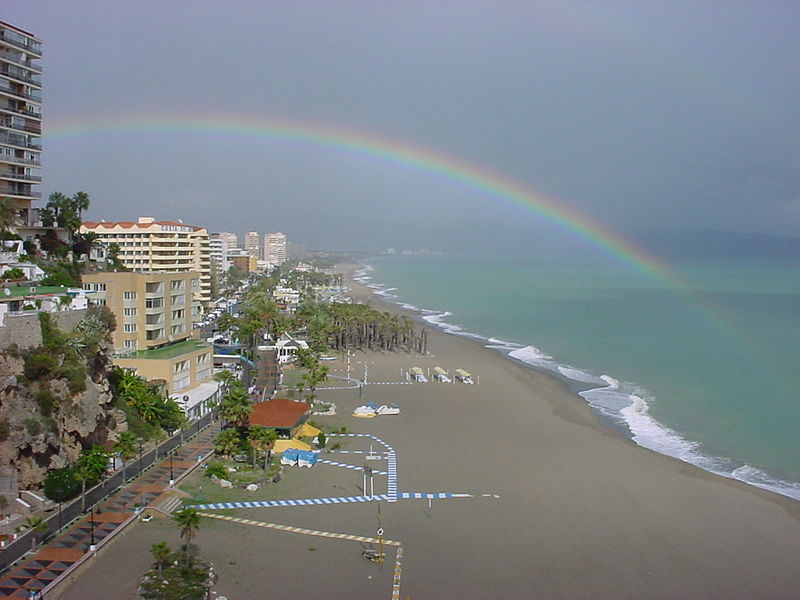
[0,410,217,575]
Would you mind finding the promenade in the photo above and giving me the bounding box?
[0,420,219,599]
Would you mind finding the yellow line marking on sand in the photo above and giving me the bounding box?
[200,512,405,599]
[199,512,401,546]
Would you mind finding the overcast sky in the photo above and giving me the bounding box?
[5,1,800,252]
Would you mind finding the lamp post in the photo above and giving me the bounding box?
[56,488,63,532]
[169,451,174,486]
[89,506,96,552]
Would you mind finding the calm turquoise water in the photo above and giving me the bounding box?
[359,254,800,500]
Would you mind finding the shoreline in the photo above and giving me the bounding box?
[353,260,800,503]
[59,263,800,599]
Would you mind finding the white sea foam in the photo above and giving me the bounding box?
[354,262,800,503]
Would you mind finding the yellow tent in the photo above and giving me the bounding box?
[273,438,311,453]
[297,423,322,439]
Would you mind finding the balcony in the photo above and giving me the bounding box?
[0,131,41,150]
[0,49,40,71]
[0,187,40,200]
[0,104,42,120]
[0,170,40,182]
[0,30,42,57]
[0,64,41,87]
[0,153,39,167]
[1,119,41,135]
[0,83,40,103]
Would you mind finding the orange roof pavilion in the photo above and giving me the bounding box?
[248,398,311,434]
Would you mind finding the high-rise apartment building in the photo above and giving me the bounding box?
[80,217,211,310]
[209,231,238,272]
[0,22,43,240]
[265,232,287,267]
[245,231,260,262]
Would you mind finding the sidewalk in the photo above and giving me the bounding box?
[0,422,220,599]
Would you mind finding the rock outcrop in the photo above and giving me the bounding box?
[0,318,126,491]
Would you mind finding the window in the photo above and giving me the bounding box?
[123,291,137,300]
[174,360,189,374]
[123,339,137,350]
[171,309,184,320]
[123,323,136,333]
[123,307,137,317]
[94,298,106,306]
[145,298,163,309]
[83,282,106,291]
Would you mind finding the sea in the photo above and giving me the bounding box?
[355,253,800,501]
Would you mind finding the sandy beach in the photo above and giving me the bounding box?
[60,264,800,599]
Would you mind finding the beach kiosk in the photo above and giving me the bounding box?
[248,398,311,438]
[455,369,474,384]
[433,366,451,383]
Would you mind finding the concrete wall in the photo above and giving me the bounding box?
[0,309,89,350]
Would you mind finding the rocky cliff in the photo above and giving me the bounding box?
[0,309,126,490]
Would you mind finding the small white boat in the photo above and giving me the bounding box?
[376,403,400,415]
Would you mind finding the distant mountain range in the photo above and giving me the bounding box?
[632,230,800,258]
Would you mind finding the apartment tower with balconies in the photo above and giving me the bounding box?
[0,22,42,238]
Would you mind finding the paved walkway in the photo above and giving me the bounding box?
[0,423,220,599]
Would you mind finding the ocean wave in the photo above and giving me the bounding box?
[358,262,800,503]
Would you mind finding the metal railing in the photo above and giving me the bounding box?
[0,31,42,56]
[0,411,217,575]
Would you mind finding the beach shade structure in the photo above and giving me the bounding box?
[274,438,312,454]
[433,366,451,383]
[409,367,428,382]
[297,450,318,468]
[297,422,322,439]
[280,448,300,466]
[455,369,474,384]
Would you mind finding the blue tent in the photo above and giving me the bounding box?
[280,448,300,466]
[297,450,318,467]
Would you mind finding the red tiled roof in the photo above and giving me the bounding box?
[248,398,310,428]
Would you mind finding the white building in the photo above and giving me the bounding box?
[265,232,287,268]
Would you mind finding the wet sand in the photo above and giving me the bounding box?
[60,265,800,599]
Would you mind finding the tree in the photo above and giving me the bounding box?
[43,467,79,503]
[39,190,90,246]
[0,197,19,238]
[174,507,201,560]
[217,383,251,429]
[213,369,236,394]
[114,431,138,481]
[74,446,109,511]
[150,541,171,575]
[213,428,240,457]
[18,515,47,550]
[247,426,277,470]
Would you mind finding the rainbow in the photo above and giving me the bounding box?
[45,113,793,392]
[45,113,683,287]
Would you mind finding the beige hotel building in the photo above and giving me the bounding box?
[82,270,217,417]
[80,217,212,311]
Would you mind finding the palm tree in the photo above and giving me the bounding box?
[114,431,138,480]
[247,426,278,470]
[150,541,171,575]
[18,515,47,550]
[213,428,240,457]
[213,369,236,394]
[217,383,251,429]
[173,507,200,564]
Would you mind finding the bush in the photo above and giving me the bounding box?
[23,351,58,382]
[43,467,80,502]
[205,462,228,479]
[23,418,41,436]
[59,362,87,394]
[34,387,55,417]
